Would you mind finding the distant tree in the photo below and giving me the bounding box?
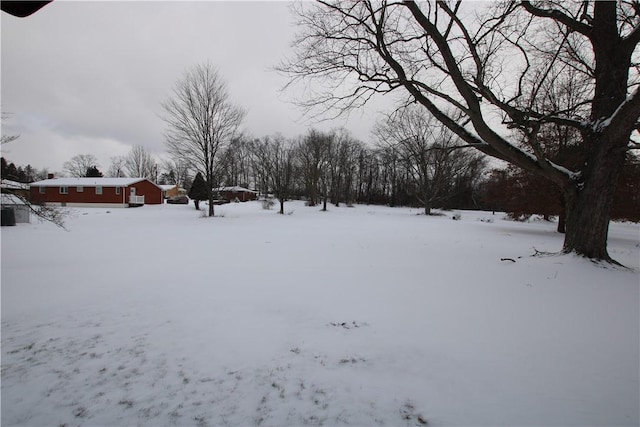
[355,147,386,204]
[34,168,50,181]
[296,129,332,208]
[1,157,48,183]
[218,135,254,189]
[375,106,487,215]
[125,145,157,180]
[64,154,99,178]
[188,172,208,210]
[107,156,127,177]
[158,170,174,186]
[160,158,191,188]
[162,63,245,217]
[22,164,37,182]
[2,158,20,181]
[377,145,402,207]
[328,129,362,207]
[85,166,103,177]
[254,135,297,214]
[15,165,28,182]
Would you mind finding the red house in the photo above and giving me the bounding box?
[30,177,163,207]
[215,186,258,202]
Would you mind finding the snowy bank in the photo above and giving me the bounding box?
[2,201,638,426]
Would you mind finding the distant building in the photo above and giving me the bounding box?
[159,184,187,199]
[30,177,163,208]
[215,186,257,202]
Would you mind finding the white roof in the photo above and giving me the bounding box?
[30,177,152,187]
[1,179,30,190]
[1,193,28,205]
[215,186,257,193]
[158,184,178,191]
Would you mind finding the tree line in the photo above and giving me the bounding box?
[211,125,487,216]
[1,157,49,183]
[158,63,490,216]
[6,139,636,227]
[158,61,638,226]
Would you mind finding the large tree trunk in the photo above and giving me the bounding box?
[563,192,612,261]
[560,2,634,261]
[562,138,627,261]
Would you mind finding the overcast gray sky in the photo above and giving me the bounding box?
[1,1,388,174]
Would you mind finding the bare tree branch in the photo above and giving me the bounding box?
[520,1,592,36]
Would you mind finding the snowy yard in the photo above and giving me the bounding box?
[1,201,638,426]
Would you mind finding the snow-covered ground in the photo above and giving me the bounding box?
[2,201,638,426]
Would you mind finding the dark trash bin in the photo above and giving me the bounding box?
[1,207,16,226]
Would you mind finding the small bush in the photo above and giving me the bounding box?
[506,212,532,221]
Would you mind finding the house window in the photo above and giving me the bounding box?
[39,187,46,194]
[77,186,84,192]
[96,186,103,195]
[59,186,68,194]
[115,187,121,195]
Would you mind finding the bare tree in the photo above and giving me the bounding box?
[254,135,297,214]
[63,154,99,178]
[125,145,157,180]
[375,105,487,214]
[296,129,334,209]
[377,145,402,207]
[281,1,640,262]
[218,135,254,189]
[160,158,191,188]
[107,156,127,178]
[327,128,361,207]
[162,63,245,217]
[250,138,270,200]
[355,146,386,204]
